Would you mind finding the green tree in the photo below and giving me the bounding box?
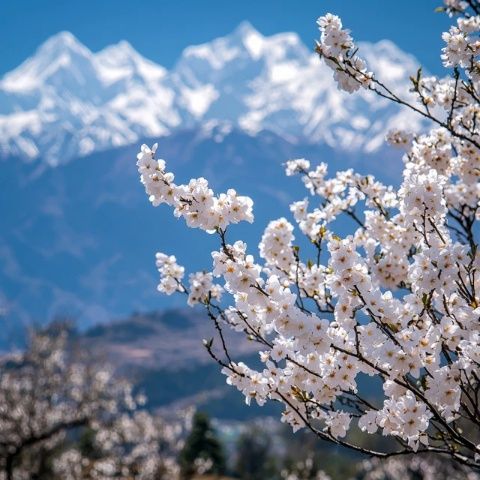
[179,412,226,479]
[234,425,277,480]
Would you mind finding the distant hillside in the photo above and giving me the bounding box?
[81,308,282,419]
[83,308,258,371]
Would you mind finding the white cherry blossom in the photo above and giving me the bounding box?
[138,2,480,468]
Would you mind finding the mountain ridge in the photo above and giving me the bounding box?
[0,23,423,165]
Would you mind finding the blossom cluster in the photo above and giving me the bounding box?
[156,252,185,294]
[139,0,480,467]
[316,14,372,92]
[137,143,253,232]
[357,455,480,480]
[0,326,188,479]
[53,409,189,480]
[442,15,480,73]
[187,271,223,306]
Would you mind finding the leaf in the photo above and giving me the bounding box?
[385,322,400,333]
[291,385,310,402]
[422,293,430,307]
[416,67,422,82]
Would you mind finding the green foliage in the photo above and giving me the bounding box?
[78,427,102,460]
[179,412,226,479]
[234,425,277,480]
[279,426,358,480]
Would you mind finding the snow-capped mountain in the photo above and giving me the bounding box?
[0,23,422,165]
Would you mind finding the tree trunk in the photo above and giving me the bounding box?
[6,454,14,480]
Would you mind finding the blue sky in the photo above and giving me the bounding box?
[1,0,452,76]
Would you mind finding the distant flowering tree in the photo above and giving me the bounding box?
[355,454,480,480]
[137,0,480,468]
[0,324,185,480]
[280,456,331,480]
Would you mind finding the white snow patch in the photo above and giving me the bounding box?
[269,62,298,83]
[181,84,219,118]
[352,116,370,130]
[243,30,265,59]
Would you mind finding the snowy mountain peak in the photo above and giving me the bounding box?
[1,31,94,93]
[96,40,167,84]
[0,25,423,165]
[231,21,265,58]
[233,20,258,37]
[180,21,307,70]
[38,31,89,57]
[97,40,149,68]
[100,39,137,57]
